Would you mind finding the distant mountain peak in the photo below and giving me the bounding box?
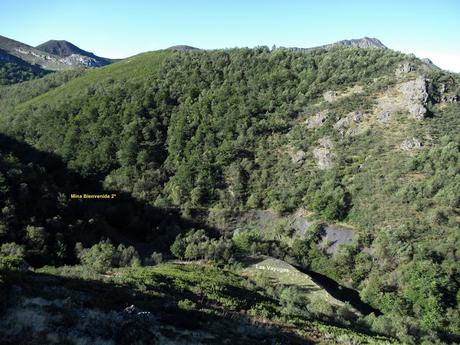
[36,40,111,67]
[283,37,387,53]
[166,45,200,51]
[0,34,113,70]
[329,37,387,49]
[36,40,88,58]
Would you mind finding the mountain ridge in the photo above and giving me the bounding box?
[0,34,113,70]
[282,37,387,53]
[36,39,112,66]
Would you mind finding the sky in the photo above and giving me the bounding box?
[1,0,459,72]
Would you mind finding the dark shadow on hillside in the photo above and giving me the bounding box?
[295,265,381,316]
[0,271,312,345]
[0,133,219,265]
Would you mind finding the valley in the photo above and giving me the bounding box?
[0,32,459,344]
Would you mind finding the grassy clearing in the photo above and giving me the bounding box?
[242,257,347,311]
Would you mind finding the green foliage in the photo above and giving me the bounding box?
[170,229,233,261]
[0,46,458,344]
[31,261,393,344]
[279,285,310,318]
[78,240,117,273]
[0,242,26,271]
[0,68,84,110]
[77,240,142,272]
[116,244,141,267]
[232,230,262,254]
[0,60,48,85]
[177,298,197,311]
[0,242,25,258]
[0,47,414,213]
[148,251,163,265]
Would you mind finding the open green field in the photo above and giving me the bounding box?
[242,257,350,311]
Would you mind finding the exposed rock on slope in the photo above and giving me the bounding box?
[305,109,329,128]
[375,75,430,121]
[400,138,423,151]
[36,40,112,67]
[395,62,413,76]
[323,91,338,103]
[286,37,387,52]
[399,76,429,119]
[327,37,387,49]
[313,137,335,170]
[0,35,112,70]
[289,148,306,166]
[334,110,368,137]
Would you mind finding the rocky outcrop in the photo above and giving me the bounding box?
[377,110,391,123]
[60,53,109,67]
[395,62,412,76]
[334,110,367,136]
[317,225,355,256]
[305,109,329,128]
[122,305,156,322]
[400,138,423,151]
[313,137,335,170]
[329,37,387,49]
[289,149,306,166]
[399,76,429,119]
[439,83,459,103]
[286,37,387,52]
[0,34,112,70]
[323,91,338,103]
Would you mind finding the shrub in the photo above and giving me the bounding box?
[279,286,310,318]
[0,242,26,271]
[78,240,117,273]
[116,244,141,267]
[177,298,197,311]
[148,251,163,265]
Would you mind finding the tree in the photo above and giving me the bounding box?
[0,242,26,271]
[79,240,117,273]
[116,244,141,267]
[170,234,187,259]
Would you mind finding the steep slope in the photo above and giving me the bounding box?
[36,39,112,66]
[0,132,192,267]
[0,48,49,84]
[0,68,85,109]
[0,45,459,343]
[0,262,396,344]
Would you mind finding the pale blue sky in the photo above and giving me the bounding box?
[1,0,459,71]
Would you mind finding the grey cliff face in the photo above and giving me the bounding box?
[399,76,429,119]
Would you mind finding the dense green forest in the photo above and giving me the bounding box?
[0,46,459,344]
[0,60,49,85]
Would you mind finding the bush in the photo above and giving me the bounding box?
[148,251,163,265]
[116,244,141,267]
[170,230,233,261]
[279,286,310,318]
[0,242,26,271]
[232,230,262,254]
[78,240,117,273]
[177,298,197,311]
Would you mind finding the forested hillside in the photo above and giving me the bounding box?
[0,48,49,85]
[0,46,459,344]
